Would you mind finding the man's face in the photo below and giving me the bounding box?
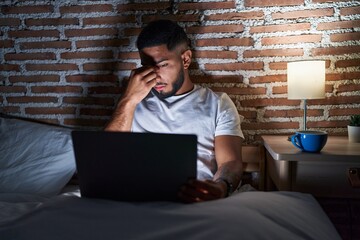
[139,44,185,99]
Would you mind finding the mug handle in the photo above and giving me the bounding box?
[290,134,303,150]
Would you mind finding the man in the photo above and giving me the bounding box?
[105,20,244,203]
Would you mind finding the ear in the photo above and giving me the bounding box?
[181,49,192,69]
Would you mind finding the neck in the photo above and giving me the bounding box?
[176,71,194,95]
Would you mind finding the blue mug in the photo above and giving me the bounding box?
[290,131,328,153]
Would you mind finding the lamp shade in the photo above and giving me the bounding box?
[287,60,325,100]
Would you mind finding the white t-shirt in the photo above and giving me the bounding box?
[132,84,244,180]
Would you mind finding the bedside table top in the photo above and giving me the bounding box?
[261,135,360,162]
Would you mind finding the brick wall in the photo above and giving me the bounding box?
[1,0,359,143]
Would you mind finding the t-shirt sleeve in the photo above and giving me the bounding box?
[215,93,244,139]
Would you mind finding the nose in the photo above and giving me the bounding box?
[154,66,160,73]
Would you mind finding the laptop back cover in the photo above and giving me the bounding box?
[71,131,197,202]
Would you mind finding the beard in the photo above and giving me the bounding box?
[152,68,184,99]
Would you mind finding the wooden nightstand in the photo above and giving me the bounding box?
[261,135,360,198]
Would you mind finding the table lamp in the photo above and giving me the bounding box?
[287,60,325,130]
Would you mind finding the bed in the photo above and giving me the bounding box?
[0,115,341,239]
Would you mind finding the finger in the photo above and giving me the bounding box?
[177,191,200,203]
[187,180,222,197]
[180,183,218,201]
[142,71,158,84]
[136,66,156,78]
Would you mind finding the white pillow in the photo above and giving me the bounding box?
[0,117,76,197]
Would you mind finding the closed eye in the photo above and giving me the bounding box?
[158,63,168,68]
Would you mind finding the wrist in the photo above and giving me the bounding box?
[215,178,234,197]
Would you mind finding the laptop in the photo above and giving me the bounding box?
[71,131,197,202]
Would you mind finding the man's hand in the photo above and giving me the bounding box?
[178,179,227,203]
[104,66,159,131]
[123,66,159,105]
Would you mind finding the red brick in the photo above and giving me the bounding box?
[329,108,360,117]
[65,28,118,37]
[340,6,360,16]
[9,75,60,83]
[7,96,58,103]
[242,98,300,107]
[31,86,83,94]
[250,75,287,84]
[186,24,244,34]
[88,86,123,94]
[196,38,253,47]
[245,0,303,7]
[335,59,360,68]
[20,41,71,49]
[61,51,113,59]
[26,18,79,26]
[0,18,20,26]
[326,72,360,81]
[244,49,303,58]
[205,11,264,21]
[83,62,136,71]
[0,40,14,48]
[117,3,171,11]
[63,118,107,127]
[191,75,243,83]
[76,39,129,48]
[26,64,78,71]
[337,84,360,93]
[1,5,53,14]
[239,110,257,120]
[0,106,20,114]
[0,86,26,93]
[262,34,322,45]
[193,50,237,59]
[63,97,114,106]
[272,85,333,95]
[8,30,59,38]
[330,32,360,42]
[83,16,136,25]
[211,86,266,95]
[178,1,235,11]
[60,5,113,14]
[142,15,200,23]
[269,62,287,70]
[118,51,140,60]
[308,96,360,105]
[66,74,118,83]
[25,107,76,115]
[308,120,348,128]
[269,60,331,70]
[264,109,323,118]
[250,23,310,33]
[272,8,333,19]
[312,46,360,56]
[123,27,141,37]
[5,52,56,61]
[80,108,113,116]
[312,0,353,2]
[317,20,360,30]
[272,86,287,94]
[0,64,20,71]
[205,62,264,71]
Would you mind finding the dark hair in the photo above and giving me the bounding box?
[136,20,190,51]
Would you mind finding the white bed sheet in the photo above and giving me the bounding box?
[0,189,340,240]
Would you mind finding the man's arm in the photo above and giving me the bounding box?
[213,135,243,196]
[178,135,243,202]
[104,67,158,132]
[104,97,137,132]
